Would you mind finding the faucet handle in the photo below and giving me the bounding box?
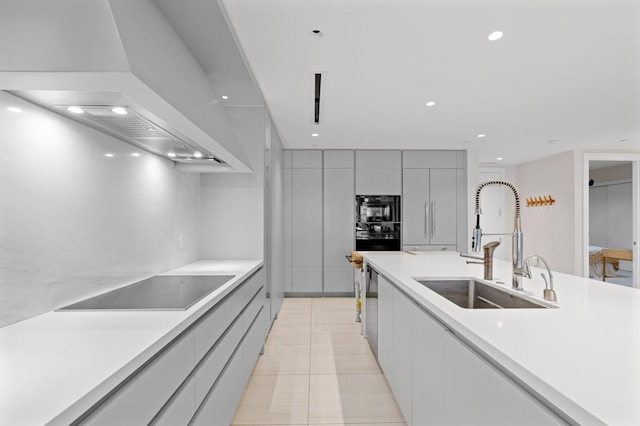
[522,258,532,278]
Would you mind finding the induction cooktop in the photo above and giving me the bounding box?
[57,275,234,311]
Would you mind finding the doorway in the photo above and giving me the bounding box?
[583,154,640,288]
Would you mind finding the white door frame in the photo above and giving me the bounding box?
[582,153,640,288]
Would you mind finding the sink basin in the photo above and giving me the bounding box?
[416,279,551,309]
[57,275,234,311]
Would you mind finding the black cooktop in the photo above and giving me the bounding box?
[57,275,234,311]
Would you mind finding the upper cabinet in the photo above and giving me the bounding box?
[356,150,402,169]
[402,150,458,169]
[324,150,354,168]
[292,150,322,168]
[356,150,402,195]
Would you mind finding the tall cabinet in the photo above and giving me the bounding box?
[285,151,323,294]
[402,151,466,251]
[323,151,355,294]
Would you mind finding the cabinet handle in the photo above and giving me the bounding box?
[424,201,429,237]
[431,201,436,235]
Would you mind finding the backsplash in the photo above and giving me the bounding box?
[0,92,200,327]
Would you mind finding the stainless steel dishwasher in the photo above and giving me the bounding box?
[365,266,379,356]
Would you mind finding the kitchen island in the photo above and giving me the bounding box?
[0,260,264,426]
[363,251,640,426]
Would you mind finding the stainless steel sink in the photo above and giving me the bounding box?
[57,275,234,311]
[416,279,551,309]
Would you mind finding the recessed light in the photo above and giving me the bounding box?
[194,152,203,158]
[488,31,503,41]
[548,139,560,144]
[208,158,215,161]
[425,101,436,107]
[7,107,22,113]
[312,30,322,35]
[619,139,629,143]
[131,153,141,157]
[111,107,128,115]
[477,134,486,138]
[221,95,228,100]
[105,153,114,158]
[312,133,319,137]
[167,152,177,158]
[67,106,84,114]
[497,157,503,161]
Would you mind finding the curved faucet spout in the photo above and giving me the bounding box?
[523,254,557,302]
[473,180,525,290]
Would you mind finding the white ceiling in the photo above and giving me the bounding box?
[157,0,640,166]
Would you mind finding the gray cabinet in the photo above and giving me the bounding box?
[323,161,354,294]
[81,269,266,426]
[402,168,457,247]
[355,150,401,195]
[377,274,393,374]
[411,307,446,426]
[390,284,413,423]
[291,168,323,293]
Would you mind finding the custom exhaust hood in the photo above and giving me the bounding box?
[0,0,252,173]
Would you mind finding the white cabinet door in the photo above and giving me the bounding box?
[291,168,322,293]
[403,168,457,246]
[377,274,393,374]
[390,286,413,424]
[429,169,457,245]
[411,306,446,426]
[356,169,402,195]
[324,168,354,293]
[292,168,322,267]
[324,266,355,294]
[402,169,430,245]
[324,150,354,168]
[356,150,401,169]
[402,150,457,169]
[442,330,564,425]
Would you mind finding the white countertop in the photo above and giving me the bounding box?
[363,251,640,426]
[0,260,263,426]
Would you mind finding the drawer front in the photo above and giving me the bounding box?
[194,313,244,407]
[190,348,244,426]
[243,286,265,334]
[151,375,195,426]
[243,308,265,383]
[83,331,196,426]
[194,283,245,360]
[241,269,264,304]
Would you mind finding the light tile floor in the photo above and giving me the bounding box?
[231,297,406,426]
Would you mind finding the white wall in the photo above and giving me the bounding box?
[200,107,265,260]
[516,151,580,274]
[0,92,200,327]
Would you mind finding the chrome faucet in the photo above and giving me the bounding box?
[523,255,557,302]
[472,180,525,290]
